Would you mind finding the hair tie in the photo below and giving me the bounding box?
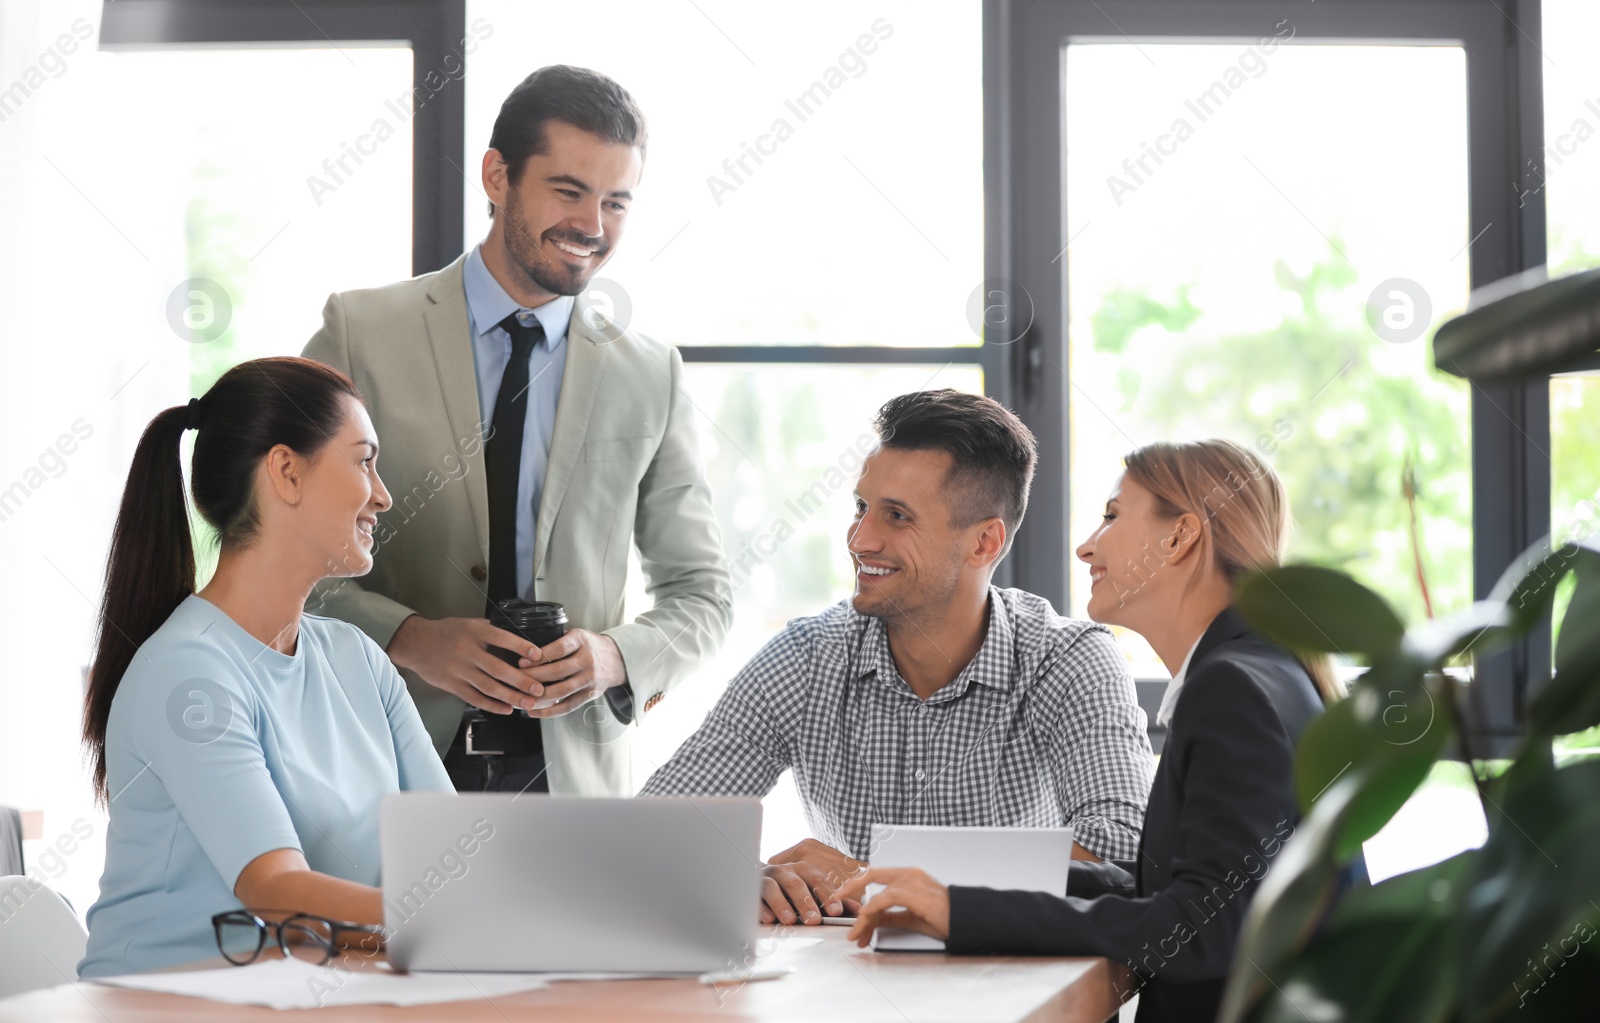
[184,397,204,432]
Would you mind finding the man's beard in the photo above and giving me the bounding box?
[853,558,962,628]
[501,195,609,297]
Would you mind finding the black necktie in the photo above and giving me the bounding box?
[486,312,544,609]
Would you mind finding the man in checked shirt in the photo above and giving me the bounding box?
[641,389,1154,925]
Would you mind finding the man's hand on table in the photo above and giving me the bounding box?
[759,839,866,926]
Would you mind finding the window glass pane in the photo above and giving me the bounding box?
[624,363,984,854]
[100,46,415,576]
[1542,0,1600,679]
[1551,376,1598,553]
[465,1,981,347]
[1540,0,1600,279]
[1063,42,1472,674]
[102,47,414,382]
[0,41,412,917]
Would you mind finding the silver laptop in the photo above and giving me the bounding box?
[867,823,1073,951]
[380,793,761,973]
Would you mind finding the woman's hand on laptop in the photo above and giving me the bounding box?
[759,840,866,925]
[834,868,950,946]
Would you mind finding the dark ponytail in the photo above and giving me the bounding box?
[85,357,362,803]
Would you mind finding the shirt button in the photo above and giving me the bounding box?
[470,565,487,582]
[914,769,926,781]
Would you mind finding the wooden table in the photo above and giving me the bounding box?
[0,927,1131,1023]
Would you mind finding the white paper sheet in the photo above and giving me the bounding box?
[751,934,823,958]
[89,937,825,1009]
[93,958,553,1009]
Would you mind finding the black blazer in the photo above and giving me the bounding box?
[946,607,1324,1023]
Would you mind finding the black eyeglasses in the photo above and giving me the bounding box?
[211,909,385,966]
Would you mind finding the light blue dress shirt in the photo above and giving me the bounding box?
[79,596,453,977]
[462,245,573,600]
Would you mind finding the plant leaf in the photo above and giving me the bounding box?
[1248,917,1459,1023]
[1295,665,1452,858]
[1460,756,1600,1020]
[1529,547,1600,736]
[1327,849,1475,929]
[1236,565,1405,660]
[1402,600,1510,666]
[1487,537,1581,635]
[1218,771,1366,1023]
[1247,853,1473,1023]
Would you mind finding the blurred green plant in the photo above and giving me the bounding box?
[1218,538,1600,1022]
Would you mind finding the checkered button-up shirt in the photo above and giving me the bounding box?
[641,587,1154,861]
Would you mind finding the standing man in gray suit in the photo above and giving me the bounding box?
[303,65,732,795]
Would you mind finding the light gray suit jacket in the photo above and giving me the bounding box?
[302,255,733,795]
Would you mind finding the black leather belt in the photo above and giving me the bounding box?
[459,712,543,757]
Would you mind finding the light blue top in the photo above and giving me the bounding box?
[462,244,573,599]
[79,595,453,978]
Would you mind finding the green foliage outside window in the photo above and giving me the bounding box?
[1087,241,1473,626]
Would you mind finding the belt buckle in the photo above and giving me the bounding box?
[464,719,504,756]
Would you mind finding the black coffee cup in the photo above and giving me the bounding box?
[488,599,568,667]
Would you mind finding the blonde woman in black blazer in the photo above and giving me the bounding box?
[839,439,1340,1023]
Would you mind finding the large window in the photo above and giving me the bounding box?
[1541,0,1600,756]
[2,31,414,916]
[1062,41,1473,673]
[1,0,458,919]
[991,0,1559,881]
[992,0,1553,744]
[1543,1,1600,550]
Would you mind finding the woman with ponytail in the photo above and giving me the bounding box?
[79,357,452,978]
[839,440,1337,1023]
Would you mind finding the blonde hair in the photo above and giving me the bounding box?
[1122,439,1342,705]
